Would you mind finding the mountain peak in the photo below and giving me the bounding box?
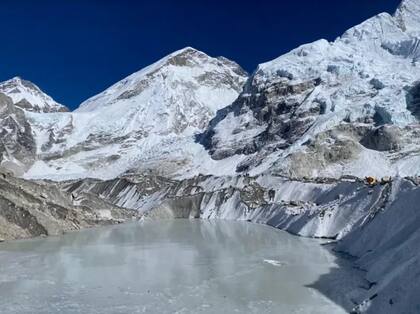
[77,47,247,114]
[10,76,23,82]
[170,46,200,55]
[164,47,211,67]
[6,76,42,94]
[0,77,68,113]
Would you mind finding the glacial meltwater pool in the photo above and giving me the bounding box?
[0,220,347,313]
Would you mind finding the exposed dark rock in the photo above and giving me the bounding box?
[198,73,322,160]
[373,106,393,126]
[370,78,385,90]
[360,125,402,151]
[406,81,420,120]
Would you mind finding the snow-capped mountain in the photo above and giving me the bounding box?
[75,47,246,134]
[19,47,247,180]
[200,0,420,178]
[0,77,68,113]
[3,0,420,181]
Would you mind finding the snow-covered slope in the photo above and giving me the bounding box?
[22,47,248,180]
[200,0,420,178]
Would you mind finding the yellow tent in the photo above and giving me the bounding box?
[365,176,377,186]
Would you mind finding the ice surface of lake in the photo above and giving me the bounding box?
[0,220,347,313]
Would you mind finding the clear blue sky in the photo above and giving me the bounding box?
[1,0,401,110]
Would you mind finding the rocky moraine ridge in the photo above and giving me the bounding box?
[2,0,420,313]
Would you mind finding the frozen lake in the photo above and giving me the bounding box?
[0,220,347,313]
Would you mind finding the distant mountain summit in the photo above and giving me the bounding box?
[0,77,68,113]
